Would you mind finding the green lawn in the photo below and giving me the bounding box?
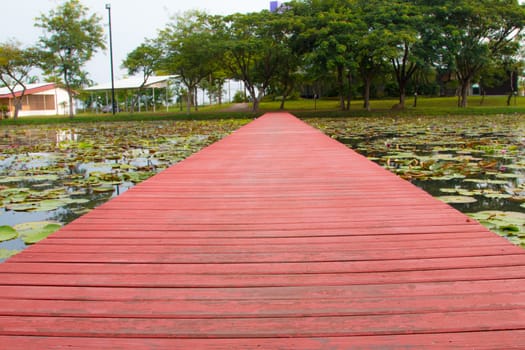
[1,95,524,126]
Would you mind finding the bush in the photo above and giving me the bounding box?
[0,105,9,119]
[233,91,248,103]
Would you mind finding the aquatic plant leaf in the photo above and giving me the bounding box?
[14,221,58,232]
[92,186,115,193]
[437,196,477,204]
[440,188,458,194]
[5,203,39,212]
[27,199,68,212]
[0,226,18,242]
[0,249,20,259]
[483,193,513,199]
[16,222,62,245]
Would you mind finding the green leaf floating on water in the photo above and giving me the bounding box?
[92,186,115,193]
[13,221,62,245]
[0,249,20,259]
[0,226,18,242]
[468,211,525,238]
[437,195,477,204]
[439,188,458,194]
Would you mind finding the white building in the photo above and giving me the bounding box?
[0,83,73,117]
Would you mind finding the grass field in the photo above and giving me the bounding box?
[1,96,524,126]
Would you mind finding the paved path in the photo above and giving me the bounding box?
[1,113,525,349]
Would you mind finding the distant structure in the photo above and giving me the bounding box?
[270,1,280,12]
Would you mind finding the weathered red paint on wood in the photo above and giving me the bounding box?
[1,112,525,348]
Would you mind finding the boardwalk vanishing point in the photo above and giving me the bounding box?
[1,113,525,349]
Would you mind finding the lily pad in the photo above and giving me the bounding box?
[468,211,525,238]
[0,249,20,260]
[0,226,19,242]
[496,173,520,179]
[31,199,68,212]
[5,203,39,212]
[437,195,478,204]
[483,193,513,199]
[92,186,115,193]
[440,188,458,194]
[14,222,62,245]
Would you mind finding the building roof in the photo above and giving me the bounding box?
[84,76,177,92]
[0,83,57,99]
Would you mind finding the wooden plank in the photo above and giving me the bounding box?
[41,232,503,246]
[1,291,525,318]
[2,255,525,275]
[2,310,525,338]
[9,245,520,264]
[1,279,524,302]
[20,239,511,254]
[2,265,525,288]
[2,332,525,350]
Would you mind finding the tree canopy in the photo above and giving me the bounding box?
[35,0,105,117]
[6,0,524,115]
[0,41,40,119]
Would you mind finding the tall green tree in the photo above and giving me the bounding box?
[431,0,525,107]
[157,11,220,114]
[221,11,293,112]
[354,0,393,111]
[35,0,105,117]
[268,9,304,110]
[0,41,40,119]
[291,0,360,110]
[122,41,162,112]
[376,0,427,109]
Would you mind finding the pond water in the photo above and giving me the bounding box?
[0,115,524,261]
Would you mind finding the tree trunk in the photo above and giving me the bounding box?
[13,98,22,119]
[459,79,470,108]
[194,87,199,112]
[345,71,352,111]
[399,84,406,109]
[280,82,294,110]
[248,86,260,112]
[252,98,260,112]
[363,76,372,111]
[337,65,345,111]
[186,91,192,115]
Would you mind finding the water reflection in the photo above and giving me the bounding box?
[56,129,78,144]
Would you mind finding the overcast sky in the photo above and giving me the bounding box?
[2,0,274,84]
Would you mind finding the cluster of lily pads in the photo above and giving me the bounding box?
[307,114,525,245]
[0,222,61,259]
[0,119,250,261]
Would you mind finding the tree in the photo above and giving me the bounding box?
[157,11,220,114]
[270,8,305,110]
[0,41,40,119]
[35,0,105,117]
[431,0,525,107]
[290,0,360,111]
[122,41,162,112]
[375,0,427,109]
[355,0,393,111]
[221,11,293,112]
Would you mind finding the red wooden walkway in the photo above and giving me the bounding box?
[1,112,525,349]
